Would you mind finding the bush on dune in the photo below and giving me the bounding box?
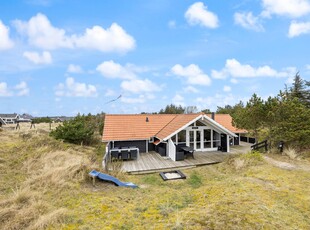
[50,115,94,145]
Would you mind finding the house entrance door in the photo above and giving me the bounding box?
[187,130,203,151]
[188,130,194,149]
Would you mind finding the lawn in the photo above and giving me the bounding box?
[0,126,309,229]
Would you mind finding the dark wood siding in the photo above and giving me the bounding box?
[148,142,155,152]
[155,143,166,156]
[113,140,147,153]
[234,133,239,145]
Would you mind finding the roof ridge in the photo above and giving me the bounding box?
[154,113,201,139]
[154,114,179,138]
[105,114,178,116]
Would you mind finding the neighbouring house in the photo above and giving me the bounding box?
[205,113,247,145]
[50,116,74,122]
[0,113,19,125]
[102,113,247,162]
[18,113,33,122]
[0,113,33,125]
[0,117,5,126]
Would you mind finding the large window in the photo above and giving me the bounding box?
[196,131,201,149]
[203,129,211,148]
[196,120,205,126]
[213,130,220,147]
[189,131,194,148]
[177,130,186,144]
[171,135,176,144]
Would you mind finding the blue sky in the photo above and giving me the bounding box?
[0,0,310,116]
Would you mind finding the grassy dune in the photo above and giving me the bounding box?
[0,126,309,229]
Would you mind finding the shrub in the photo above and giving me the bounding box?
[50,115,94,145]
[226,151,264,170]
[187,171,203,188]
[283,147,298,159]
[32,117,52,124]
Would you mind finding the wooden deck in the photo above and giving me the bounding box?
[120,151,227,174]
[120,142,252,174]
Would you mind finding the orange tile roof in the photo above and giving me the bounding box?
[102,113,246,142]
[156,114,201,140]
[102,114,176,141]
[206,114,247,133]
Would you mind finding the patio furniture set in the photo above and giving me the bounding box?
[110,146,139,161]
[175,144,195,161]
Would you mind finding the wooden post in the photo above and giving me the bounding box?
[227,135,230,152]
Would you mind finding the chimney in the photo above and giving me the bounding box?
[211,112,215,120]
[146,117,149,122]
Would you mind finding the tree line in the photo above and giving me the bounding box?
[49,73,309,150]
[50,112,104,145]
[145,73,310,150]
[232,73,310,149]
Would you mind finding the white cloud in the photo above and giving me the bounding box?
[211,59,297,79]
[26,0,52,6]
[195,93,245,111]
[168,20,176,28]
[74,23,135,53]
[121,95,146,104]
[223,86,231,92]
[120,94,155,104]
[96,60,136,79]
[13,13,135,53]
[306,64,310,70]
[0,81,30,97]
[0,82,12,96]
[105,89,116,97]
[0,20,14,50]
[121,79,161,94]
[184,86,199,93]
[67,64,83,73]
[15,81,30,96]
[261,0,310,18]
[55,77,97,97]
[23,51,52,64]
[288,21,310,37]
[211,69,227,79]
[171,64,211,86]
[172,94,185,106]
[230,78,238,84]
[14,13,73,49]
[185,2,219,28]
[234,12,264,31]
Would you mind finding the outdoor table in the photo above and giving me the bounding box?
[110,147,139,161]
[181,146,194,159]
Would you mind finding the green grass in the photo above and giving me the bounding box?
[187,171,203,188]
[1,130,310,229]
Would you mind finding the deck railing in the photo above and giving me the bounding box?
[251,140,268,152]
[102,143,111,171]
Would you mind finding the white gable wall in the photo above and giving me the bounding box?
[167,138,176,161]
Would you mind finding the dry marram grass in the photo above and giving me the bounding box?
[283,147,298,159]
[1,126,310,229]
[0,127,94,229]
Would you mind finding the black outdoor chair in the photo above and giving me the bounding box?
[175,151,184,161]
[130,149,138,160]
[110,150,120,161]
[121,149,129,160]
[184,150,194,159]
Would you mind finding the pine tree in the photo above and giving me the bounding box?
[232,94,265,141]
[289,72,310,107]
